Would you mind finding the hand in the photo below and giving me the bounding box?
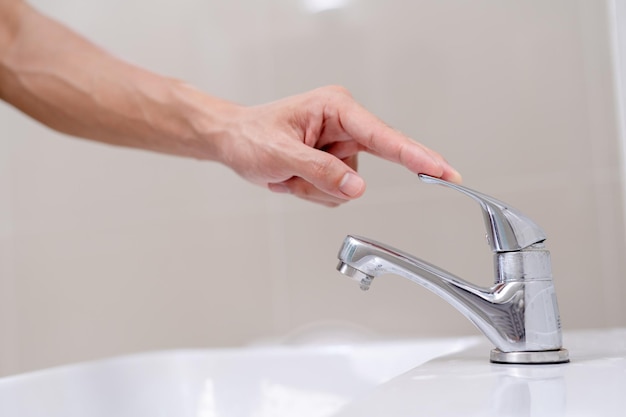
[0,0,460,208]
[217,86,462,207]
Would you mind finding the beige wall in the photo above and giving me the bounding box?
[1,0,625,376]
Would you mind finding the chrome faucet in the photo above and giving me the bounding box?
[336,174,569,364]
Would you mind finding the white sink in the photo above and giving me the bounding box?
[334,328,626,417]
[0,337,476,417]
[1,329,623,417]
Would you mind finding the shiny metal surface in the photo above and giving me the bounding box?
[336,176,568,364]
[490,348,570,364]
[418,174,546,253]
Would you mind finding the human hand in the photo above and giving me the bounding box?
[0,4,459,208]
[216,86,462,207]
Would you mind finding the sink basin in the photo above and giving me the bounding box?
[2,329,623,416]
[0,337,476,417]
[334,328,626,417]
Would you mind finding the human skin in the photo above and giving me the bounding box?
[0,0,461,207]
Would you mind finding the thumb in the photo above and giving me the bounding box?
[292,148,366,199]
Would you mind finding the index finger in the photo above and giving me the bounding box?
[336,98,462,184]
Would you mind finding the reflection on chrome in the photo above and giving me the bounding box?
[337,175,569,364]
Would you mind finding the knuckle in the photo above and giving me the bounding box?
[287,180,309,197]
[286,177,322,201]
[323,84,352,98]
[309,155,335,181]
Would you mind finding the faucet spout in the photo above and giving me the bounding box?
[337,235,568,364]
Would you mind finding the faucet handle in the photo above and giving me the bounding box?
[418,174,546,252]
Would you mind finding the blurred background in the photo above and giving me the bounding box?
[1,0,626,377]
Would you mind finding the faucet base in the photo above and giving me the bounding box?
[490,348,570,365]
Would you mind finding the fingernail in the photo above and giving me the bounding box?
[445,164,463,184]
[268,183,290,194]
[450,169,463,184]
[339,173,365,198]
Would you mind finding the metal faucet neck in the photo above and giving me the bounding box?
[336,176,569,365]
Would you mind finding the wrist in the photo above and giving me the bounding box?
[170,80,243,162]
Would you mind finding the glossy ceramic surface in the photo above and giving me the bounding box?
[0,337,475,417]
[335,328,626,417]
[0,329,623,416]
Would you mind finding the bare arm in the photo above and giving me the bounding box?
[0,0,232,160]
[0,0,461,206]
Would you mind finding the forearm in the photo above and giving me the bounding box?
[0,0,235,160]
[0,1,461,206]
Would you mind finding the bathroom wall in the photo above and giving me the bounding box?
[1,0,625,376]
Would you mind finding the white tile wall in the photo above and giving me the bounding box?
[0,0,625,376]
[0,103,20,375]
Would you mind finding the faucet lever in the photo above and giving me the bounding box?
[418,174,546,252]
[337,176,569,364]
